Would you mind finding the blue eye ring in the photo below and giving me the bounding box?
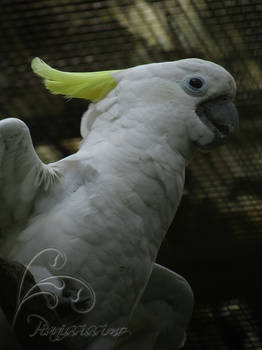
[180,75,207,97]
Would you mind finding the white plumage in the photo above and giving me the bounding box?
[0,58,238,349]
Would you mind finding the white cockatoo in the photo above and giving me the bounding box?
[0,58,238,350]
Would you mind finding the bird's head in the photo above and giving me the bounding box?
[111,58,239,153]
[32,57,238,158]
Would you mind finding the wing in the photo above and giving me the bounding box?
[116,263,194,350]
[0,118,58,233]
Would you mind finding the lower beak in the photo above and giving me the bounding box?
[196,96,239,148]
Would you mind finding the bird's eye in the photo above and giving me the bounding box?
[189,78,203,88]
[180,75,207,97]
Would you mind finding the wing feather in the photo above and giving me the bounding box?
[0,118,58,232]
[116,264,193,350]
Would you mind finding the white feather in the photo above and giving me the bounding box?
[0,58,237,349]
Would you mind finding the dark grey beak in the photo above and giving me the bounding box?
[196,96,239,148]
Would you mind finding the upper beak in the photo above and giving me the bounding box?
[196,95,239,148]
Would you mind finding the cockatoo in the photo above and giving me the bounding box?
[0,58,238,350]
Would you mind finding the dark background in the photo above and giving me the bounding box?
[0,0,262,348]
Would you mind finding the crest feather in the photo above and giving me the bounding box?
[31,57,119,101]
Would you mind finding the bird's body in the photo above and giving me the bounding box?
[0,58,238,349]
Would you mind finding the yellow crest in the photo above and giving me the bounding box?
[31,58,119,101]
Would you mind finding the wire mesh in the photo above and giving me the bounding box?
[184,299,262,350]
